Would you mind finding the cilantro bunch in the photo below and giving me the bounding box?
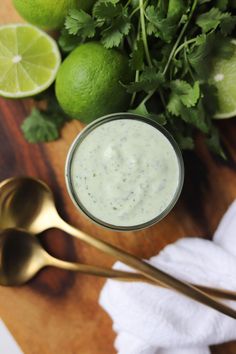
[22,0,236,156]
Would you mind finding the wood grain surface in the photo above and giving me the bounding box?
[1,1,236,353]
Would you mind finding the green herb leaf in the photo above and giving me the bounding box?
[167,93,182,116]
[188,33,234,77]
[129,102,167,125]
[65,9,96,38]
[146,5,178,43]
[216,0,229,11]
[167,80,200,115]
[180,102,209,133]
[129,102,150,117]
[149,113,167,125]
[21,109,62,143]
[129,40,144,71]
[93,0,121,20]
[21,92,67,143]
[174,80,200,107]
[178,136,195,150]
[58,29,82,52]
[126,68,164,93]
[220,15,236,34]
[206,126,226,158]
[101,14,131,48]
[167,0,187,21]
[196,7,235,34]
[201,83,219,116]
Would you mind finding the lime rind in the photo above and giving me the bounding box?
[0,23,61,98]
[214,110,236,119]
[212,39,236,119]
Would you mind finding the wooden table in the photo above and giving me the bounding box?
[1,2,236,353]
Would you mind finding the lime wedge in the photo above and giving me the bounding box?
[209,40,236,119]
[0,24,61,98]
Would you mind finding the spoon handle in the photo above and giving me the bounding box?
[56,218,236,319]
[48,255,236,300]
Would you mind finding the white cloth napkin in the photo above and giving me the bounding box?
[99,200,236,354]
[0,320,23,354]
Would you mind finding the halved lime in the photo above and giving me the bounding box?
[209,40,236,119]
[0,24,61,98]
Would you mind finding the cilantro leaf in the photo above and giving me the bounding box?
[146,5,178,43]
[93,0,121,19]
[177,136,195,150]
[149,113,167,125]
[129,40,144,71]
[21,93,67,143]
[126,68,164,93]
[188,33,234,77]
[93,0,131,48]
[196,7,236,34]
[65,9,96,38]
[167,117,195,150]
[167,94,182,116]
[220,15,236,34]
[167,80,200,115]
[129,102,167,125]
[167,0,187,20]
[129,102,150,117]
[101,14,131,48]
[167,81,209,133]
[58,29,82,52]
[216,0,229,10]
[201,83,219,116]
[206,126,226,159]
[180,102,210,133]
[21,109,62,143]
[174,80,200,107]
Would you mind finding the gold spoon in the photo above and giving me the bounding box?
[0,177,236,319]
[1,228,236,301]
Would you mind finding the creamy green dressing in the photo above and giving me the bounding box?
[70,119,180,227]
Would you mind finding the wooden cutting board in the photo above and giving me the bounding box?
[1,1,236,353]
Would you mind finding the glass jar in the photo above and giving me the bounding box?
[65,113,184,231]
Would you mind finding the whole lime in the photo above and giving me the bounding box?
[55,42,131,123]
[12,0,95,30]
[209,40,236,119]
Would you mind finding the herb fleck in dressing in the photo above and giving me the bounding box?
[70,119,180,227]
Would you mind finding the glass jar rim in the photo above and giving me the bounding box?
[65,112,185,231]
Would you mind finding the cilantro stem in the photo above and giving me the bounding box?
[139,0,152,67]
[163,0,198,76]
[174,37,198,59]
[183,45,195,81]
[159,90,166,108]
[130,6,140,18]
[141,89,154,105]
[130,70,140,106]
[125,0,132,8]
[130,20,141,107]
[130,1,148,20]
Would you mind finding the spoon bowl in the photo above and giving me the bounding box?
[0,177,60,233]
[0,177,59,233]
[0,229,46,286]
